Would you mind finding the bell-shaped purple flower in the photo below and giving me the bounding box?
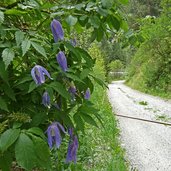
[56,51,68,72]
[46,122,66,149]
[42,91,50,107]
[31,65,52,85]
[66,135,79,163]
[84,88,90,100]
[51,19,64,42]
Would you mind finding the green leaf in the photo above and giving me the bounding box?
[32,136,51,170]
[21,39,31,56]
[74,114,85,132]
[15,31,25,46]
[0,151,12,171]
[0,129,20,152]
[15,133,36,170]
[66,15,78,26]
[0,11,4,24]
[101,0,114,8]
[31,42,47,58]
[110,16,120,31]
[5,9,27,15]
[76,47,94,67]
[3,84,16,101]
[31,112,47,127]
[15,76,32,85]
[66,73,84,83]
[0,61,8,84]
[49,82,71,99]
[90,74,108,88]
[89,16,100,28]
[2,48,15,69]
[0,97,8,112]
[81,113,98,127]
[97,8,108,17]
[28,127,46,139]
[96,27,104,42]
[80,69,91,79]
[119,0,128,4]
[28,81,37,93]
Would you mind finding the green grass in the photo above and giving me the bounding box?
[139,101,148,106]
[76,84,128,171]
[69,44,128,171]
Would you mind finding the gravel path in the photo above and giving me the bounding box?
[108,81,171,171]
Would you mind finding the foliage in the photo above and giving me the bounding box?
[126,0,171,98]
[77,44,127,170]
[0,0,128,170]
[108,60,124,72]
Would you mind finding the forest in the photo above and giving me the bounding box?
[0,0,170,170]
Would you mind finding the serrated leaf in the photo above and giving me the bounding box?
[0,97,9,112]
[66,15,78,26]
[49,82,71,99]
[28,81,37,93]
[15,31,25,46]
[22,39,31,56]
[0,129,20,152]
[2,48,15,69]
[31,42,47,58]
[0,11,4,23]
[15,133,36,170]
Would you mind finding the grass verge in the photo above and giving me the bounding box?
[74,83,128,171]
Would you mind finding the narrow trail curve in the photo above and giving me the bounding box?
[108,81,171,171]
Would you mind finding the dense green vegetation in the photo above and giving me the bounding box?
[125,0,171,98]
[0,0,128,170]
[70,44,127,170]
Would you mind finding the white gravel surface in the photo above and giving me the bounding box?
[108,81,171,171]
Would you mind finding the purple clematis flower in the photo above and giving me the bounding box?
[56,51,68,72]
[51,19,64,42]
[42,91,50,107]
[46,122,66,149]
[31,65,52,85]
[66,135,79,163]
[84,88,90,100]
